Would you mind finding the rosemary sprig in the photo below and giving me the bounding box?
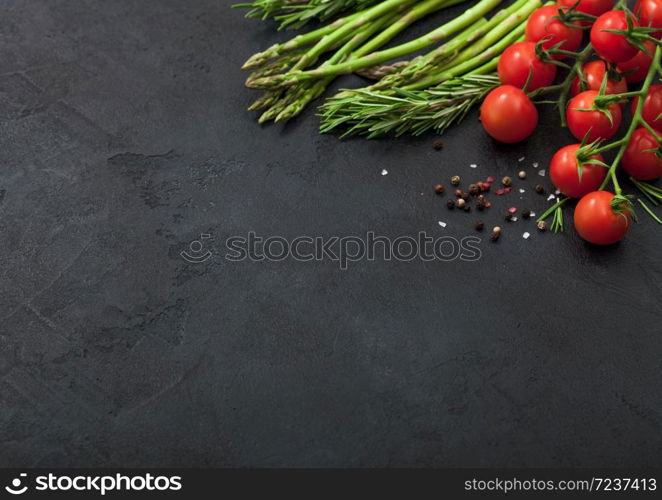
[536,197,568,233]
[319,74,500,138]
[234,0,380,30]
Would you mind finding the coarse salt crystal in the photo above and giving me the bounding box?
[469,163,477,168]
[511,216,518,222]
[555,188,561,195]
[532,162,539,168]
[523,232,530,239]
[438,221,447,228]
[547,194,556,201]
[518,157,525,162]
[519,188,525,193]
[530,211,536,217]
[381,169,388,176]
[538,169,546,176]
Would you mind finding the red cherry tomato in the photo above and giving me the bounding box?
[570,60,628,98]
[622,127,662,180]
[635,0,662,39]
[632,84,662,129]
[574,191,632,245]
[497,41,557,91]
[616,41,655,82]
[557,0,615,18]
[549,144,607,197]
[525,5,583,57]
[590,10,640,63]
[567,90,623,141]
[480,85,539,143]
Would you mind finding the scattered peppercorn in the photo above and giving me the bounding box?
[461,191,470,200]
[490,226,502,241]
[537,220,547,231]
[446,199,455,209]
[482,182,491,192]
[456,198,466,208]
[451,175,460,185]
[463,205,471,212]
[508,207,517,215]
[468,183,480,195]
[504,212,513,221]
[477,181,485,191]
[476,201,485,211]
[535,184,545,194]
[475,220,485,231]
[502,176,512,187]
[518,170,527,179]
[454,188,463,197]
[477,194,486,202]
[434,184,445,194]
[433,139,444,150]
[486,176,495,183]
[522,210,531,219]
[493,226,502,234]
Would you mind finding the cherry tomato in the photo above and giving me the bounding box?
[635,0,662,39]
[574,191,631,244]
[497,41,557,91]
[590,10,640,63]
[632,84,662,129]
[549,144,607,197]
[525,5,583,57]
[570,60,628,98]
[567,90,623,141]
[557,0,614,19]
[616,41,655,82]
[480,85,539,143]
[622,127,662,179]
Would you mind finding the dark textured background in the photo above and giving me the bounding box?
[1,0,661,467]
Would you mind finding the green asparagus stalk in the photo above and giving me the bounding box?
[242,9,367,69]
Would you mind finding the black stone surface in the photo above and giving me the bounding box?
[1,0,661,467]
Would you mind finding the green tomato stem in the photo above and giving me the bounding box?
[598,44,662,194]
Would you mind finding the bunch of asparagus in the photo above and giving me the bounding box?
[321,0,546,137]
[238,0,543,133]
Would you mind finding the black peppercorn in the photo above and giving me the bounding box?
[433,139,444,150]
[446,199,455,209]
[522,210,531,219]
[535,184,545,194]
[461,191,470,200]
[468,183,480,195]
[463,204,471,212]
[434,184,445,194]
[475,220,485,231]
